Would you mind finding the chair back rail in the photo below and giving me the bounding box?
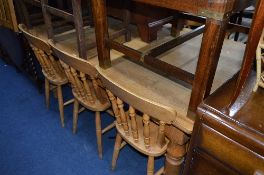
[107,90,167,150]
[18,24,65,81]
[49,40,98,77]
[99,71,193,134]
[18,24,50,52]
[49,40,108,106]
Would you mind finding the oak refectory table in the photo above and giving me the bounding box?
[91,0,261,174]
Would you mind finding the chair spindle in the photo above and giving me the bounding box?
[80,72,95,104]
[117,98,130,136]
[129,106,138,142]
[156,121,166,148]
[106,90,122,126]
[143,114,150,149]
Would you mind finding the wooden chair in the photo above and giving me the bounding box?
[18,24,70,127]
[49,40,115,159]
[42,0,131,60]
[98,67,173,174]
[253,29,264,91]
[0,0,18,32]
[14,0,66,30]
[15,0,42,28]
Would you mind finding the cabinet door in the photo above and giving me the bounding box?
[188,149,239,175]
[0,0,18,32]
[197,124,264,174]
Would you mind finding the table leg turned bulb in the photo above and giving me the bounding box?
[165,126,189,175]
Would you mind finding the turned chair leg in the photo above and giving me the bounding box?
[53,89,58,98]
[72,99,79,134]
[57,85,65,127]
[147,156,155,175]
[45,78,50,109]
[95,111,103,159]
[111,133,122,170]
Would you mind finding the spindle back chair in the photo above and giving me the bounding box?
[14,0,42,29]
[99,72,170,175]
[0,0,18,32]
[254,29,264,91]
[49,39,115,159]
[18,24,70,127]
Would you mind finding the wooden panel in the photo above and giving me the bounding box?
[133,0,198,14]
[197,124,264,175]
[134,0,251,18]
[189,149,238,175]
[0,0,18,31]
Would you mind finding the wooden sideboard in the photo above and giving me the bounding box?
[183,72,264,175]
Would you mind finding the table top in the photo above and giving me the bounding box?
[97,31,245,134]
[133,0,253,20]
[27,19,246,134]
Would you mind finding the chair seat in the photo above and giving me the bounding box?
[116,114,169,157]
[43,71,68,85]
[73,91,111,112]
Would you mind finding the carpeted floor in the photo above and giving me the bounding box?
[0,59,164,175]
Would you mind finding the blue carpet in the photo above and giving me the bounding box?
[0,59,164,175]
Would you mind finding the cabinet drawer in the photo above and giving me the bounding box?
[197,124,264,175]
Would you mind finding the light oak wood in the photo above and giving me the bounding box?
[45,78,50,108]
[116,98,129,136]
[111,133,122,170]
[129,106,139,142]
[147,156,155,175]
[156,121,165,148]
[57,85,65,127]
[18,23,69,127]
[49,40,114,159]
[95,111,102,158]
[108,91,168,174]
[254,29,264,92]
[106,90,169,175]
[73,99,79,133]
[143,114,150,149]
[0,0,18,31]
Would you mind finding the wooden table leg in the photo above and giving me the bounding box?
[165,126,189,175]
[91,0,111,68]
[137,23,161,43]
[171,16,184,37]
[72,0,87,59]
[41,0,54,38]
[189,18,229,112]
